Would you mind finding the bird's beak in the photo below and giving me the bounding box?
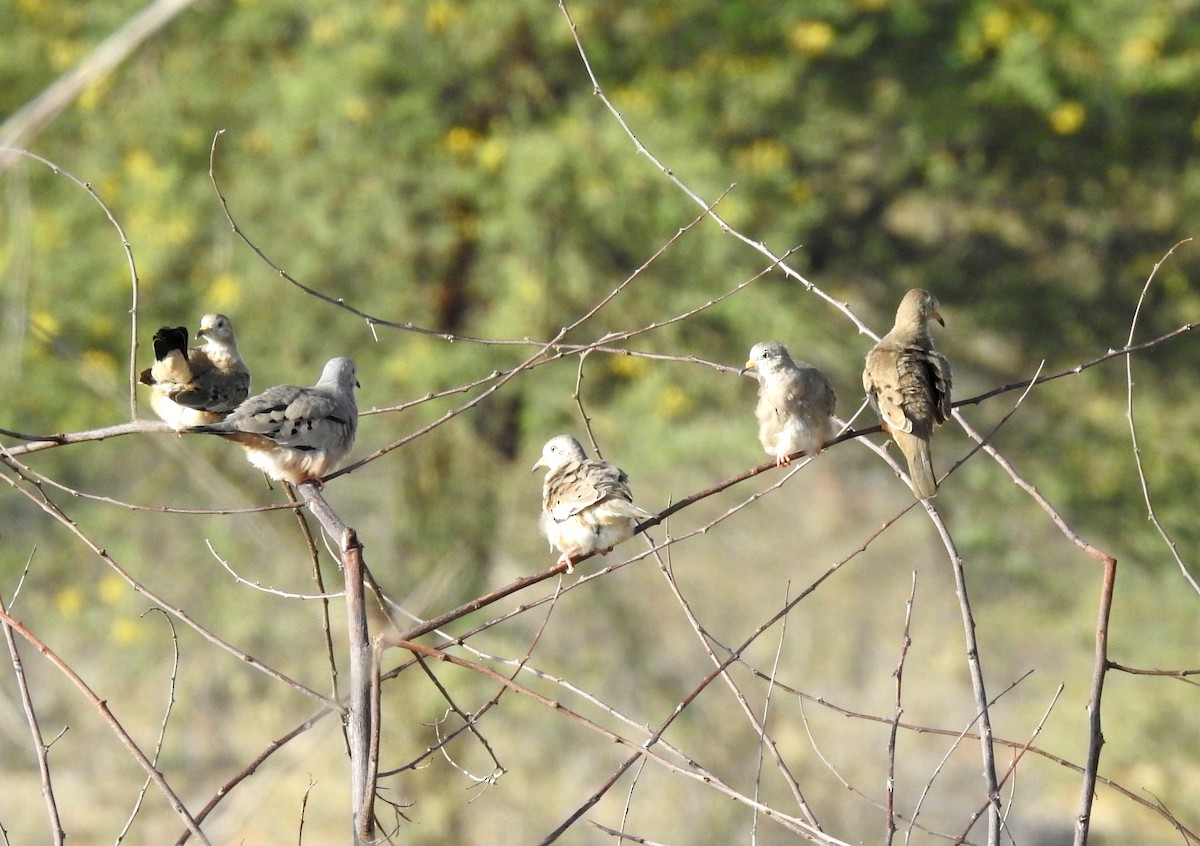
[356,379,362,389]
[195,327,209,340]
[740,360,757,376]
[531,458,545,473]
[933,310,945,327]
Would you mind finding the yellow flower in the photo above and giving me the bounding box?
[608,355,648,380]
[379,2,407,30]
[444,126,481,155]
[310,14,338,45]
[981,9,1013,49]
[124,148,168,192]
[49,39,82,72]
[788,21,834,58]
[426,0,459,35]
[78,77,112,112]
[1049,101,1085,135]
[734,139,790,176]
[30,310,60,342]
[613,85,654,115]
[81,349,119,379]
[111,618,142,645]
[1120,36,1161,68]
[478,137,507,173]
[788,178,813,203]
[207,272,243,309]
[161,215,195,247]
[343,96,371,126]
[55,587,84,617]
[655,385,693,420]
[99,575,125,604]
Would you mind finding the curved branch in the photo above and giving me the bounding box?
[0,609,210,844]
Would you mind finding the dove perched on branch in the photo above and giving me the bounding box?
[532,434,654,573]
[863,289,952,499]
[188,357,359,485]
[741,341,837,466]
[139,313,250,429]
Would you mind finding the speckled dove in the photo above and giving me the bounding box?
[862,289,952,499]
[188,357,359,485]
[532,434,654,573]
[741,341,837,466]
[139,313,250,429]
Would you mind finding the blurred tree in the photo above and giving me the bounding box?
[2,0,1199,842]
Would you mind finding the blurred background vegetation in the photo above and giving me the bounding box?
[2,0,1199,843]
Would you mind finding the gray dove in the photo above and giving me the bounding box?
[863,289,952,499]
[139,313,250,429]
[741,341,837,466]
[532,434,654,573]
[188,357,359,485]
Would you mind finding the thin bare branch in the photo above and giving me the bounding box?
[921,497,1001,846]
[0,609,210,844]
[653,546,819,828]
[0,455,342,713]
[555,1,874,339]
[0,149,141,417]
[885,574,917,846]
[906,672,1032,845]
[0,584,64,845]
[384,638,847,845]
[954,685,1065,846]
[1123,239,1199,595]
[115,609,179,844]
[174,707,338,844]
[739,664,1199,842]
[1107,662,1200,680]
[283,483,343,706]
[204,539,344,600]
[940,412,1118,846]
[589,821,673,845]
[295,484,375,844]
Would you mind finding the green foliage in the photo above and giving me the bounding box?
[2,0,1200,842]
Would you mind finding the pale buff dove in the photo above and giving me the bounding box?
[863,289,952,499]
[188,357,359,484]
[741,341,837,466]
[532,434,654,573]
[139,313,250,429]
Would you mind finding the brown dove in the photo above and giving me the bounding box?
[862,288,952,499]
[741,341,837,466]
[532,434,654,573]
[188,357,359,485]
[139,313,250,429]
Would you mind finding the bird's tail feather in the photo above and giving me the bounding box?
[895,430,937,499]
[186,423,225,435]
[607,499,656,521]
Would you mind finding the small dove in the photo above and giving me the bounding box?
[863,288,953,499]
[532,435,654,573]
[741,341,837,466]
[139,313,250,429]
[188,357,360,485]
